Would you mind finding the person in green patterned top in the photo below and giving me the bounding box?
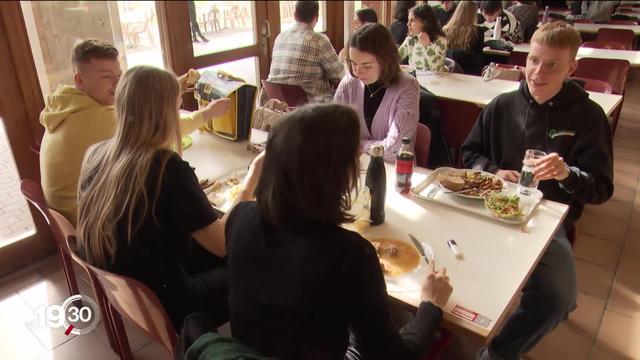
[398,4,448,72]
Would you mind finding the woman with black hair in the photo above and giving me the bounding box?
[398,4,448,72]
[224,103,452,360]
[389,1,416,45]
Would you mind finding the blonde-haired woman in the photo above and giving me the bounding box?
[76,65,263,329]
[443,1,486,75]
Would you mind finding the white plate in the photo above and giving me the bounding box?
[437,169,505,200]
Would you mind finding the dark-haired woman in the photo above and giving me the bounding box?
[398,4,448,72]
[225,103,453,360]
[335,23,420,162]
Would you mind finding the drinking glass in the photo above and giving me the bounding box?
[518,149,547,195]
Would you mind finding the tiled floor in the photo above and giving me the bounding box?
[0,72,638,359]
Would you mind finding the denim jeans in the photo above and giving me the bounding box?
[488,227,577,360]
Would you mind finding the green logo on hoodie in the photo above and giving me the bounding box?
[548,129,576,139]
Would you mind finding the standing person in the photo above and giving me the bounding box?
[339,8,379,67]
[335,23,420,162]
[389,1,417,46]
[478,0,524,43]
[224,103,453,360]
[462,22,614,360]
[507,1,539,42]
[398,4,448,72]
[39,39,230,225]
[75,65,264,330]
[443,1,487,75]
[433,0,457,26]
[267,1,345,100]
[188,0,209,42]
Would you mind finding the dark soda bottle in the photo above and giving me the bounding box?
[365,145,386,226]
[395,137,414,194]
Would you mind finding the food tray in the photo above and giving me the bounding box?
[411,167,543,225]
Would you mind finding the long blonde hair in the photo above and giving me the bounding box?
[76,66,182,267]
[443,1,479,50]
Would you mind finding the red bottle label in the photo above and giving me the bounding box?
[396,159,414,174]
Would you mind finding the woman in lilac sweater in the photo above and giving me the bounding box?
[335,23,420,162]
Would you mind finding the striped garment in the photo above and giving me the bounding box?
[267,23,345,100]
[334,72,420,162]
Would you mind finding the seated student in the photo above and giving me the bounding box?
[225,103,453,360]
[339,8,379,67]
[75,66,264,330]
[39,39,229,225]
[267,1,345,101]
[389,1,416,46]
[507,1,539,42]
[398,4,448,72]
[443,1,487,75]
[478,0,524,43]
[432,0,457,26]
[462,22,613,360]
[335,23,420,162]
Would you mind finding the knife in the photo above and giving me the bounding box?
[409,233,431,265]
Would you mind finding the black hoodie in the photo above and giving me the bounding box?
[462,80,614,226]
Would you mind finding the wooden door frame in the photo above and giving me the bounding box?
[0,1,54,276]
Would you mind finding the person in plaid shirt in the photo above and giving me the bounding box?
[267,1,345,100]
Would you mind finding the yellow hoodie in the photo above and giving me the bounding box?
[39,85,206,226]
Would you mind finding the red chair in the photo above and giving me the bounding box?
[596,28,635,50]
[415,123,431,168]
[582,41,627,50]
[573,19,594,23]
[20,179,80,299]
[261,80,308,108]
[569,76,613,94]
[437,99,481,168]
[606,20,638,25]
[574,58,630,133]
[77,246,177,359]
[507,51,528,67]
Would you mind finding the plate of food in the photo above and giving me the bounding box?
[485,193,524,221]
[437,170,504,199]
[369,238,426,278]
[199,169,246,212]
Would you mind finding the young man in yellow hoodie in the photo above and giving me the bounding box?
[39,39,230,225]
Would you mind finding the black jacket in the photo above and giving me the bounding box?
[462,80,614,226]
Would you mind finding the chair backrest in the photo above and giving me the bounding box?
[507,51,528,67]
[414,123,431,168]
[574,57,630,95]
[582,41,628,50]
[569,76,613,94]
[437,99,481,168]
[82,250,177,354]
[606,20,638,25]
[596,28,635,50]
[260,80,308,108]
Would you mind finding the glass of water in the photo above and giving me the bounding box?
[518,149,547,195]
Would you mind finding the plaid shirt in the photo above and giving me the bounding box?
[268,23,345,100]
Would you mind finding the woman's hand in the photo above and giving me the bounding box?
[421,261,453,309]
[202,98,232,119]
[418,32,432,47]
[241,151,265,197]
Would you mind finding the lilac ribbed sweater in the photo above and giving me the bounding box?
[334,71,420,161]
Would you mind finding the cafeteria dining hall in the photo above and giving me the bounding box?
[1,1,639,359]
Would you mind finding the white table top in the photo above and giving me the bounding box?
[573,22,640,35]
[508,43,640,67]
[417,72,623,116]
[355,160,569,339]
[182,131,569,340]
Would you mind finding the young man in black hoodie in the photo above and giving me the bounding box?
[463,22,614,360]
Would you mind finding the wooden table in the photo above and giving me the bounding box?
[573,23,640,35]
[484,43,640,67]
[417,72,623,116]
[182,131,570,341]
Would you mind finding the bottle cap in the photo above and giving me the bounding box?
[370,145,384,157]
[401,137,411,144]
